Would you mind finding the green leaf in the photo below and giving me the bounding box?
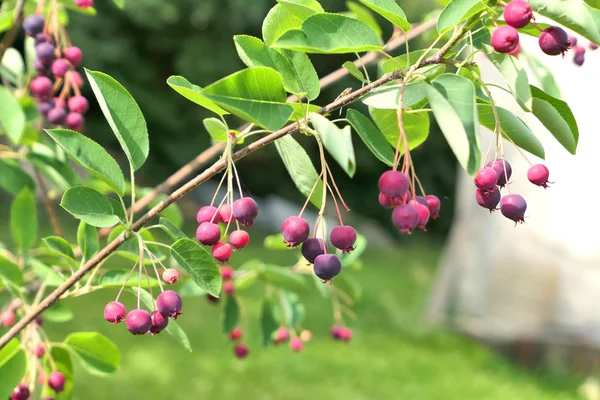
[167,76,228,115]
[98,269,159,288]
[272,13,382,54]
[85,69,149,171]
[437,0,486,33]
[29,258,66,287]
[529,0,600,44]
[279,291,305,327]
[41,346,73,400]
[381,49,447,78]
[346,1,382,37]
[333,273,362,303]
[0,159,35,196]
[11,188,37,252]
[311,114,356,177]
[77,221,98,261]
[0,339,27,400]
[277,0,324,19]
[158,217,186,241]
[222,295,240,334]
[0,13,13,34]
[519,49,560,98]
[64,332,120,375]
[530,85,578,154]
[357,0,410,31]
[264,233,289,250]
[44,302,73,322]
[483,45,532,112]
[0,86,25,144]
[0,48,25,86]
[342,61,366,82]
[478,102,545,159]
[61,186,120,228]
[43,236,75,260]
[262,4,305,46]
[260,298,279,347]
[361,81,428,109]
[202,67,293,131]
[368,107,430,152]
[171,238,221,296]
[274,134,323,208]
[0,255,23,286]
[203,118,228,143]
[112,0,125,8]
[346,109,395,166]
[45,129,126,195]
[262,265,308,292]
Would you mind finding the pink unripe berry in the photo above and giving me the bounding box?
[229,229,250,249]
[51,58,70,78]
[223,281,235,296]
[212,242,233,263]
[289,337,303,352]
[156,290,183,318]
[329,225,357,253]
[66,71,84,87]
[1,310,15,326]
[281,216,310,247]
[149,310,169,335]
[220,266,234,280]
[339,327,353,342]
[486,159,512,187]
[126,309,151,335]
[313,254,342,281]
[162,268,179,284]
[391,204,419,234]
[412,203,430,230]
[500,194,527,223]
[491,25,520,53]
[301,238,325,263]
[378,170,408,197]
[65,112,84,131]
[476,187,501,212]
[274,327,289,344]
[196,222,221,245]
[331,325,343,340]
[234,343,249,359]
[10,384,30,400]
[503,0,533,28]
[196,205,220,224]
[425,195,441,219]
[229,327,243,341]
[474,167,498,192]
[67,95,89,114]
[539,26,570,56]
[232,197,259,227]
[48,371,65,393]
[74,0,94,11]
[31,76,53,99]
[574,52,585,66]
[35,343,45,358]
[508,42,521,56]
[527,164,551,188]
[218,204,234,223]
[104,301,126,324]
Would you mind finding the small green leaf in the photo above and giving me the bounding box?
[278,49,320,100]
[158,217,186,241]
[171,238,221,296]
[222,295,240,334]
[333,273,362,303]
[262,4,305,46]
[167,76,228,115]
[0,86,25,144]
[361,81,428,109]
[277,0,324,19]
[0,255,23,286]
[368,107,430,152]
[483,45,532,112]
[529,0,600,44]
[263,234,289,250]
[77,221,98,261]
[98,269,159,288]
[260,298,279,347]
[437,0,486,33]
[43,236,75,260]
[311,113,356,177]
[11,188,37,252]
[519,49,560,98]
[346,109,395,166]
[29,258,66,287]
[342,61,365,83]
[203,118,228,143]
[85,69,149,171]
[262,265,308,292]
[44,302,74,322]
[0,339,28,400]
[346,1,382,37]
[112,0,125,8]
[46,129,126,195]
[530,86,578,154]
[0,159,35,196]
[279,291,305,327]
[0,48,25,86]
[357,0,410,31]
[61,186,120,228]
[64,332,120,375]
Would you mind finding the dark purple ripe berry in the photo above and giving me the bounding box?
[569,36,578,47]
[503,0,533,28]
[36,43,55,63]
[63,46,83,66]
[491,26,520,53]
[527,164,550,188]
[378,170,408,197]
[234,343,249,359]
[149,310,169,335]
[229,229,249,249]
[104,301,126,323]
[48,372,65,393]
[51,58,70,78]
[10,384,30,400]
[413,204,430,230]
[474,167,498,192]
[196,222,221,245]
[196,205,219,224]
[539,26,570,56]
[66,113,84,131]
[156,290,183,318]
[391,204,419,234]
[476,187,501,212]
[67,95,89,114]
[47,107,66,125]
[126,309,151,335]
[329,225,357,253]
[24,14,45,36]
[301,238,325,263]
[313,254,342,281]
[34,58,49,75]
[281,216,310,247]
[500,194,527,223]
[30,76,53,99]
[486,159,512,187]
[574,51,585,66]
[232,197,259,227]
[35,33,53,45]
[425,195,441,219]
[38,100,55,117]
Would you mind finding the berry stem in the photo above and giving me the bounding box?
[115,260,138,302]
[144,245,165,293]
[325,163,350,212]
[128,166,136,228]
[326,181,344,226]
[210,169,228,206]
[298,170,324,218]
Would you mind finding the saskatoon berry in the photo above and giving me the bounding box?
[66,71,84,87]
[36,43,56,63]
[378,192,394,208]
[281,216,310,247]
[223,281,235,296]
[330,325,343,340]
[75,0,94,10]
[54,97,66,109]
[329,225,357,253]
[274,327,289,344]
[500,194,527,223]
[10,384,30,400]
[508,43,521,56]
[301,238,325,263]
[150,310,169,335]
[391,204,419,234]
[378,170,408,197]
[206,293,219,304]
[67,95,89,114]
[476,187,501,212]
[574,45,586,55]
[527,164,550,188]
[104,301,126,324]
[313,254,342,281]
[539,26,570,56]
[35,33,53,45]
[425,195,441,219]
[229,327,243,341]
[156,290,183,318]
[47,107,67,125]
[569,36,578,47]
[491,26,520,53]
[51,58,70,78]
[65,113,84,131]
[591,42,599,50]
[212,242,233,263]
[63,46,83,66]
[474,167,498,192]
[413,203,430,230]
[126,309,151,335]
[35,344,45,358]
[30,76,53,99]
[218,204,234,223]
[300,330,312,342]
[34,58,49,75]
[503,0,533,29]
[339,327,353,342]
[1,310,16,326]
[574,52,585,66]
[289,337,303,352]
[38,100,55,116]
[23,14,45,36]
[196,222,221,246]
[486,159,512,187]
[234,343,249,359]
[232,197,259,227]
[229,229,250,249]
[221,266,234,280]
[196,205,220,224]
[162,268,179,284]
[408,196,428,207]
[48,371,65,393]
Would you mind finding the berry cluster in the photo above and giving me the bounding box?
[569,35,598,67]
[23,13,89,131]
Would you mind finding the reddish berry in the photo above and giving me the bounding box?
[47,107,67,125]
[66,70,84,87]
[212,242,233,263]
[34,58,49,75]
[569,36,578,47]
[378,170,408,197]
[156,290,183,318]
[34,343,45,358]
[1,310,15,326]
[527,164,551,188]
[67,95,89,114]
[196,205,220,224]
[232,197,259,227]
[220,266,234,280]
[425,195,441,219]
[573,45,586,55]
[54,97,66,109]
[508,42,521,56]
[486,159,512,187]
[229,327,243,341]
[206,293,219,304]
[378,192,394,208]
[104,301,126,324]
[331,326,343,340]
[503,0,532,28]
[48,371,65,393]
[31,76,53,99]
[289,337,303,352]
[590,42,599,50]
[313,254,342,281]
[229,230,249,249]
[10,384,30,400]
[51,58,70,78]
[274,327,289,344]
[149,310,169,335]
[223,281,235,296]
[476,187,501,212]
[196,222,221,245]
[74,0,94,11]
[491,26,520,53]
[38,100,54,116]
[574,52,585,66]
[281,216,310,247]
[329,225,357,253]
[162,268,179,284]
[234,343,249,359]
[339,327,353,342]
[65,113,84,131]
[126,309,151,335]
[23,15,45,36]
[412,203,430,230]
[218,204,234,223]
[539,26,570,56]
[301,238,325,263]
[391,204,419,234]
[474,167,498,192]
[500,194,527,223]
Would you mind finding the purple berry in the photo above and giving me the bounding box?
[539,26,570,56]
[500,194,527,223]
[491,25,520,53]
[590,42,599,50]
[156,290,183,318]
[36,43,55,63]
[51,58,70,78]
[196,222,221,245]
[574,52,585,66]
[35,33,53,45]
[391,204,419,234]
[38,100,55,116]
[229,230,249,249]
[196,205,220,224]
[527,164,550,188]
[23,15,45,36]
[234,343,249,358]
[503,0,532,28]
[65,112,84,131]
[10,384,30,400]
[301,238,325,263]
[67,95,89,114]
[47,107,66,125]
[569,36,578,47]
[232,197,259,227]
[30,76,53,99]
[34,58,49,75]
[313,254,342,281]
[104,301,126,324]
[378,170,408,197]
[329,225,357,253]
[63,46,83,66]
[425,195,440,219]
[48,372,65,393]
[149,310,169,335]
[162,268,179,284]
[474,167,498,192]
[476,187,501,212]
[281,216,310,247]
[126,309,151,335]
[486,159,512,187]
[212,242,233,263]
[413,204,430,230]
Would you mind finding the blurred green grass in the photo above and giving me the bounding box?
[41,241,582,400]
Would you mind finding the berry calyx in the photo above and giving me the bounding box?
[301,238,325,264]
[491,25,520,54]
[281,216,310,247]
[220,266,234,280]
[476,187,501,212]
[103,301,126,324]
[313,254,342,281]
[503,0,533,28]
[539,26,570,56]
[48,371,65,393]
[223,281,235,296]
[218,204,234,223]
[486,159,512,187]
[527,164,551,188]
[329,225,357,253]
[149,310,169,335]
[23,15,45,36]
[425,195,441,219]
[232,197,259,227]
[196,222,221,246]
[229,327,243,341]
[474,167,498,192]
[234,343,249,359]
[162,268,179,284]
[156,290,183,318]
[212,242,233,263]
[378,170,408,197]
[289,337,303,352]
[30,76,53,99]
[1,310,15,326]
[196,205,220,224]
[67,96,89,114]
[391,204,419,234]
[126,309,152,335]
[500,194,527,223]
[229,230,250,249]
[10,384,30,400]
